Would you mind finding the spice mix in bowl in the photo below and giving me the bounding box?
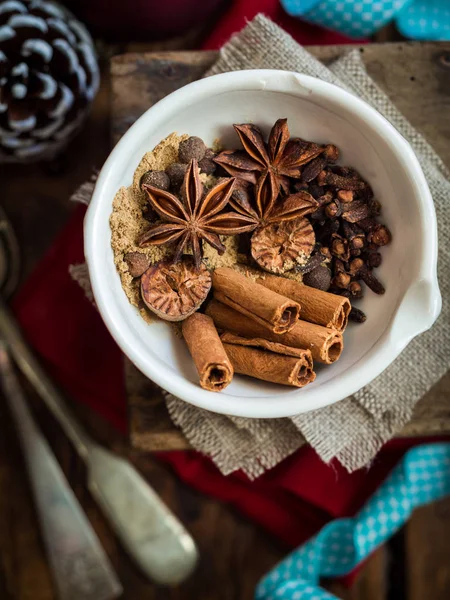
[109,118,392,392]
[86,70,440,418]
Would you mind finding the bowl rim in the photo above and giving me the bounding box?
[84,69,441,418]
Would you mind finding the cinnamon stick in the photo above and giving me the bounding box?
[182,313,233,392]
[206,299,343,364]
[221,333,315,388]
[258,275,351,332]
[212,267,300,334]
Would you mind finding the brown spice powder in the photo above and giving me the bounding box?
[110,134,189,324]
[110,133,303,326]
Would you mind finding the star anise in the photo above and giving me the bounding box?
[214,119,324,215]
[229,178,318,228]
[138,159,256,269]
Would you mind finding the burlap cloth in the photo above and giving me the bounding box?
[73,15,450,478]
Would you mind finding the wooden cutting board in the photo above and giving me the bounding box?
[110,44,450,452]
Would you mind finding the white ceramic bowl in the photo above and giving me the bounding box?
[85,70,441,418]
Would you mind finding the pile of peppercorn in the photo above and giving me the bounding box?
[140,136,218,193]
[139,136,220,223]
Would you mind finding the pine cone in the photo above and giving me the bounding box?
[0,0,99,163]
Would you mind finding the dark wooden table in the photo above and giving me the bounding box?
[1,42,450,600]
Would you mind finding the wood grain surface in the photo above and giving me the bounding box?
[0,41,449,600]
[112,43,450,453]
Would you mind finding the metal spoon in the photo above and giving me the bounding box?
[0,206,122,600]
[0,343,123,600]
[0,205,198,586]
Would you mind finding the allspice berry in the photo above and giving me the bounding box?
[166,163,187,188]
[140,170,170,191]
[178,136,206,163]
[198,148,217,175]
[124,252,151,278]
[303,265,332,291]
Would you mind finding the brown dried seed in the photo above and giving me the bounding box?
[124,252,152,277]
[178,136,206,163]
[325,200,342,219]
[349,307,367,323]
[349,281,363,299]
[337,190,354,203]
[165,162,188,188]
[251,217,315,274]
[352,237,365,250]
[324,144,339,163]
[367,224,391,246]
[319,246,332,261]
[331,233,350,261]
[341,201,371,223]
[303,265,332,291]
[141,256,212,321]
[295,252,325,274]
[140,170,171,191]
[198,156,216,175]
[301,157,327,183]
[356,217,378,232]
[332,272,351,289]
[333,166,354,176]
[324,171,367,191]
[317,170,327,186]
[341,221,366,249]
[334,259,346,274]
[331,238,345,256]
[360,267,385,295]
[317,191,334,206]
[368,198,382,216]
[364,249,382,268]
[348,258,364,275]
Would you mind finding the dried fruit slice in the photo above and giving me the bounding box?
[141,256,211,321]
[251,217,315,274]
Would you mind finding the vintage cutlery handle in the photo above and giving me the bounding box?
[0,299,198,585]
[0,298,92,458]
[87,445,198,585]
[0,344,122,600]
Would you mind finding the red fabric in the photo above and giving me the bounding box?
[12,207,441,568]
[202,0,367,49]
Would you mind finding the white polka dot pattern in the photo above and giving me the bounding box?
[255,444,450,600]
[397,0,450,40]
[281,0,450,40]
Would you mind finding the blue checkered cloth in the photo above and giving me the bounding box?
[397,0,450,39]
[281,0,450,40]
[256,443,450,600]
